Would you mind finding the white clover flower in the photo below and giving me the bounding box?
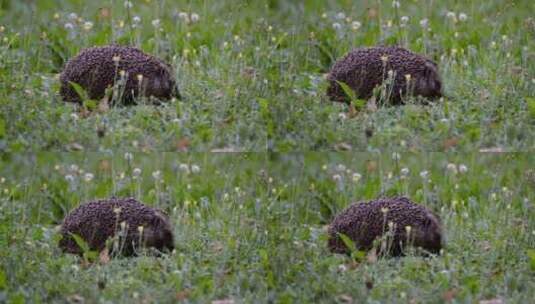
[190,13,200,23]
[132,16,141,23]
[400,16,409,23]
[400,167,410,176]
[70,164,79,172]
[64,23,75,30]
[336,164,346,172]
[338,112,347,120]
[392,152,401,161]
[392,1,400,8]
[332,22,342,30]
[446,11,456,19]
[124,1,133,8]
[191,165,200,174]
[152,170,161,180]
[458,13,467,21]
[446,163,457,174]
[65,174,75,183]
[352,172,362,183]
[351,21,362,31]
[336,12,345,20]
[82,21,93,31]
[151,19,161,28]
[419,18,429,28]
[338,264,348,272]
[459,164,468,173]
[83,173,94,182]
[332,174,342,182]
[68,13,78,20]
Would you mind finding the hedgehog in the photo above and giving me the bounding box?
[327,196,443,256]
[59,45,179,104]
[59,197,175,256]
[326,46,442,104]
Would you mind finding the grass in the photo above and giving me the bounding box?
[0,0,533,151]
[0,153,534,303]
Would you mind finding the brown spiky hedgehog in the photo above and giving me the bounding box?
[59,197,175,256]
[328,197,443,256]
[60,45,179,104]
[327,46,442,104]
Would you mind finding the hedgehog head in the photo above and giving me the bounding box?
[412,211,443,254]
[143,63,180,101]
[414,61,443,99]
[141,210,175,254]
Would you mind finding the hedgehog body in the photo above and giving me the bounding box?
[59,197,174,256]
[327,46,442,104]
[328,197,443,256]
[60,45,179,104]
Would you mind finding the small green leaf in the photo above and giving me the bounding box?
[526,97,535,119]
[336,80,357,102]
[69,81,88,102]
[0,268,6,289]
[0,118,5,138]
[338,233,355,252]
[70,233,90,253]
[83,99,97,111]
[527,249,535,271]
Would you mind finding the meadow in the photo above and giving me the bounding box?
[0,0,533,151]
[0,153,534,303]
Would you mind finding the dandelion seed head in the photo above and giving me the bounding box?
[83,173,94,182]
[351,21,361,31]
[419,18,429,28]
[446,163,457,174]
[82,21,93,31]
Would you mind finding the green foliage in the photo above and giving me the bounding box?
[0,0,533,151]
[0,153,533,302]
